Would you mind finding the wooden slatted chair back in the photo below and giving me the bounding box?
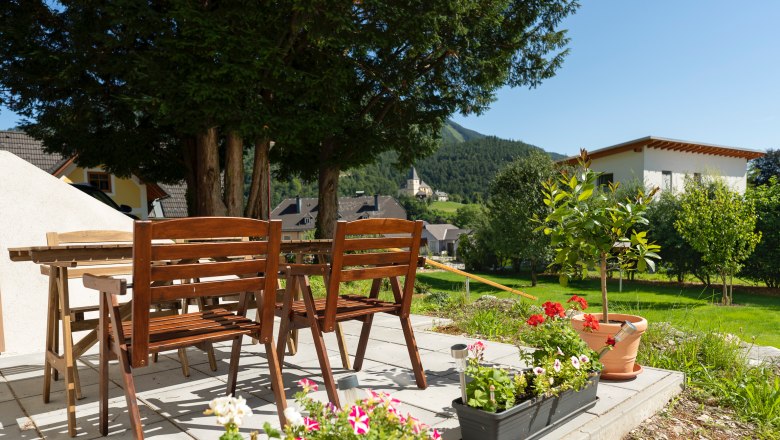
[324,218,423,332]
[131,218,281,368]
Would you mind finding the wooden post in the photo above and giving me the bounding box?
[465,277,470,298]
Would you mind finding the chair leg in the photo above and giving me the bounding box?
[206,342,218,372]
[265,340,288,427]
[226,336,243,396]
[353,315,374,371]
[399,315,427,389]
[301,277,340,407]
[335,323,352,370]
[178,348,190,377]
[98,293,109,436]
[108,295,143,440]
[276,275,296,364]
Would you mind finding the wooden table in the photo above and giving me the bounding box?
[7,239,336,436]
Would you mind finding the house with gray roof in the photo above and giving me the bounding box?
[421,223,471,257]
[271,195,407,239]
[0,130,188,218]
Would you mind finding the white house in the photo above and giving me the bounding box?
[559,136,764,194]
[421,223,471,257]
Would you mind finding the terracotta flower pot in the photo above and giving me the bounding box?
[570,313,647,380]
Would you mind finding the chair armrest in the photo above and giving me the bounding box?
[83,273,128,295]
[279,263,329,276]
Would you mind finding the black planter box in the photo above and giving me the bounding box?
[452,374,599,440]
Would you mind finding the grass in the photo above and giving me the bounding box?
[429,200,466,213]
[414,271,780,347]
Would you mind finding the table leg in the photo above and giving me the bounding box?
[57,267,77,437]
[43,269,57,403]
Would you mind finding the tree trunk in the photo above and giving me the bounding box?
[530,260,538,287]
[196,127,227,216]
[245,139,271,220]
[315,140,339,239]
[224,132,244,217]
[181,137,198,216]
[600,252,609,323]
[721,269,729,305]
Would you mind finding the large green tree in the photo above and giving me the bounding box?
[674,179,761,305]
[486,151,555,285]
[742,177,780,288]
[0,0,318,217]
[271,0,579,238]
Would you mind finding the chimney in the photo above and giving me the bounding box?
[374,194,380,211]
[295,195,301,214]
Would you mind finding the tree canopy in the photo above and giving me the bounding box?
[749,149,780,186]
[1,0,579,230]
[674,178,761,304]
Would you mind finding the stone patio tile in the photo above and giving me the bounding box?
[601,365,671,391]
[0,380,15,403]
[108,420,190,439]
[20,384,163,440]
[0,399,31,431]
[134,369,229,419]
[584,383,636,416]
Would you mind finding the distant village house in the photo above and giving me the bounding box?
[271,194,407,240]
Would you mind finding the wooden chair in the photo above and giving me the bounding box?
[83,218,287,439]
[276,218,426,406]
[41,231,210,405]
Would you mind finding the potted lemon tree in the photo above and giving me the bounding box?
[539,149,660,379]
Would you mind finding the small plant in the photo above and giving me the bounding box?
[517,297,603,395]
[264,379,441,439]
[204,395,255,440]
[464,300,602,414]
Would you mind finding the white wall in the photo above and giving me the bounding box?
[588,149,645,187]
[643,148,748,194]
[0,151,133,355]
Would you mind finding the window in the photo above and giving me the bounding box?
[87,171,111,192]
[597,173,614,187]
[662,171,672,191]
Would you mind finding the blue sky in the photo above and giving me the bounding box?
[2,1,779,157]
[451,0,780,156]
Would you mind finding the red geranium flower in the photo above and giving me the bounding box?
[526,314,546,327]
[566,295,588,311]
[582,313,600,331]
[606,336,616,347]
[542,301,565,318]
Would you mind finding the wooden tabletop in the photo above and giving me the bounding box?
[8,239,336,264]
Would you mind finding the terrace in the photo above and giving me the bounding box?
[0,314,683,439]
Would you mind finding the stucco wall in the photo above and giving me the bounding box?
[588,149,645,188]
[643,148,748,194]
[0,151,133,355]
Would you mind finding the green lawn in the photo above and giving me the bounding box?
[415,271,780,348]
[429,200,466,213]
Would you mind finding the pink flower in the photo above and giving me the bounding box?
[302,417,320,432]
[571,356,581,369]
[297,378,318,393]
[556,346,564,356]
[430,428,442,440]
[579,354,590,364]
[533,366,545,375]
[407,416,428,435]
[468,341,485,353]
[348,405,370,435]
[324,402,339,414]
[553,359,562,372]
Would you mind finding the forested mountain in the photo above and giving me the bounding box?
[264,121,564,205]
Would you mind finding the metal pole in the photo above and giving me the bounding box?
[619,268,623,293]
[465,277,470,298]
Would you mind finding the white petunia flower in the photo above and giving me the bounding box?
[284,406,304,426]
